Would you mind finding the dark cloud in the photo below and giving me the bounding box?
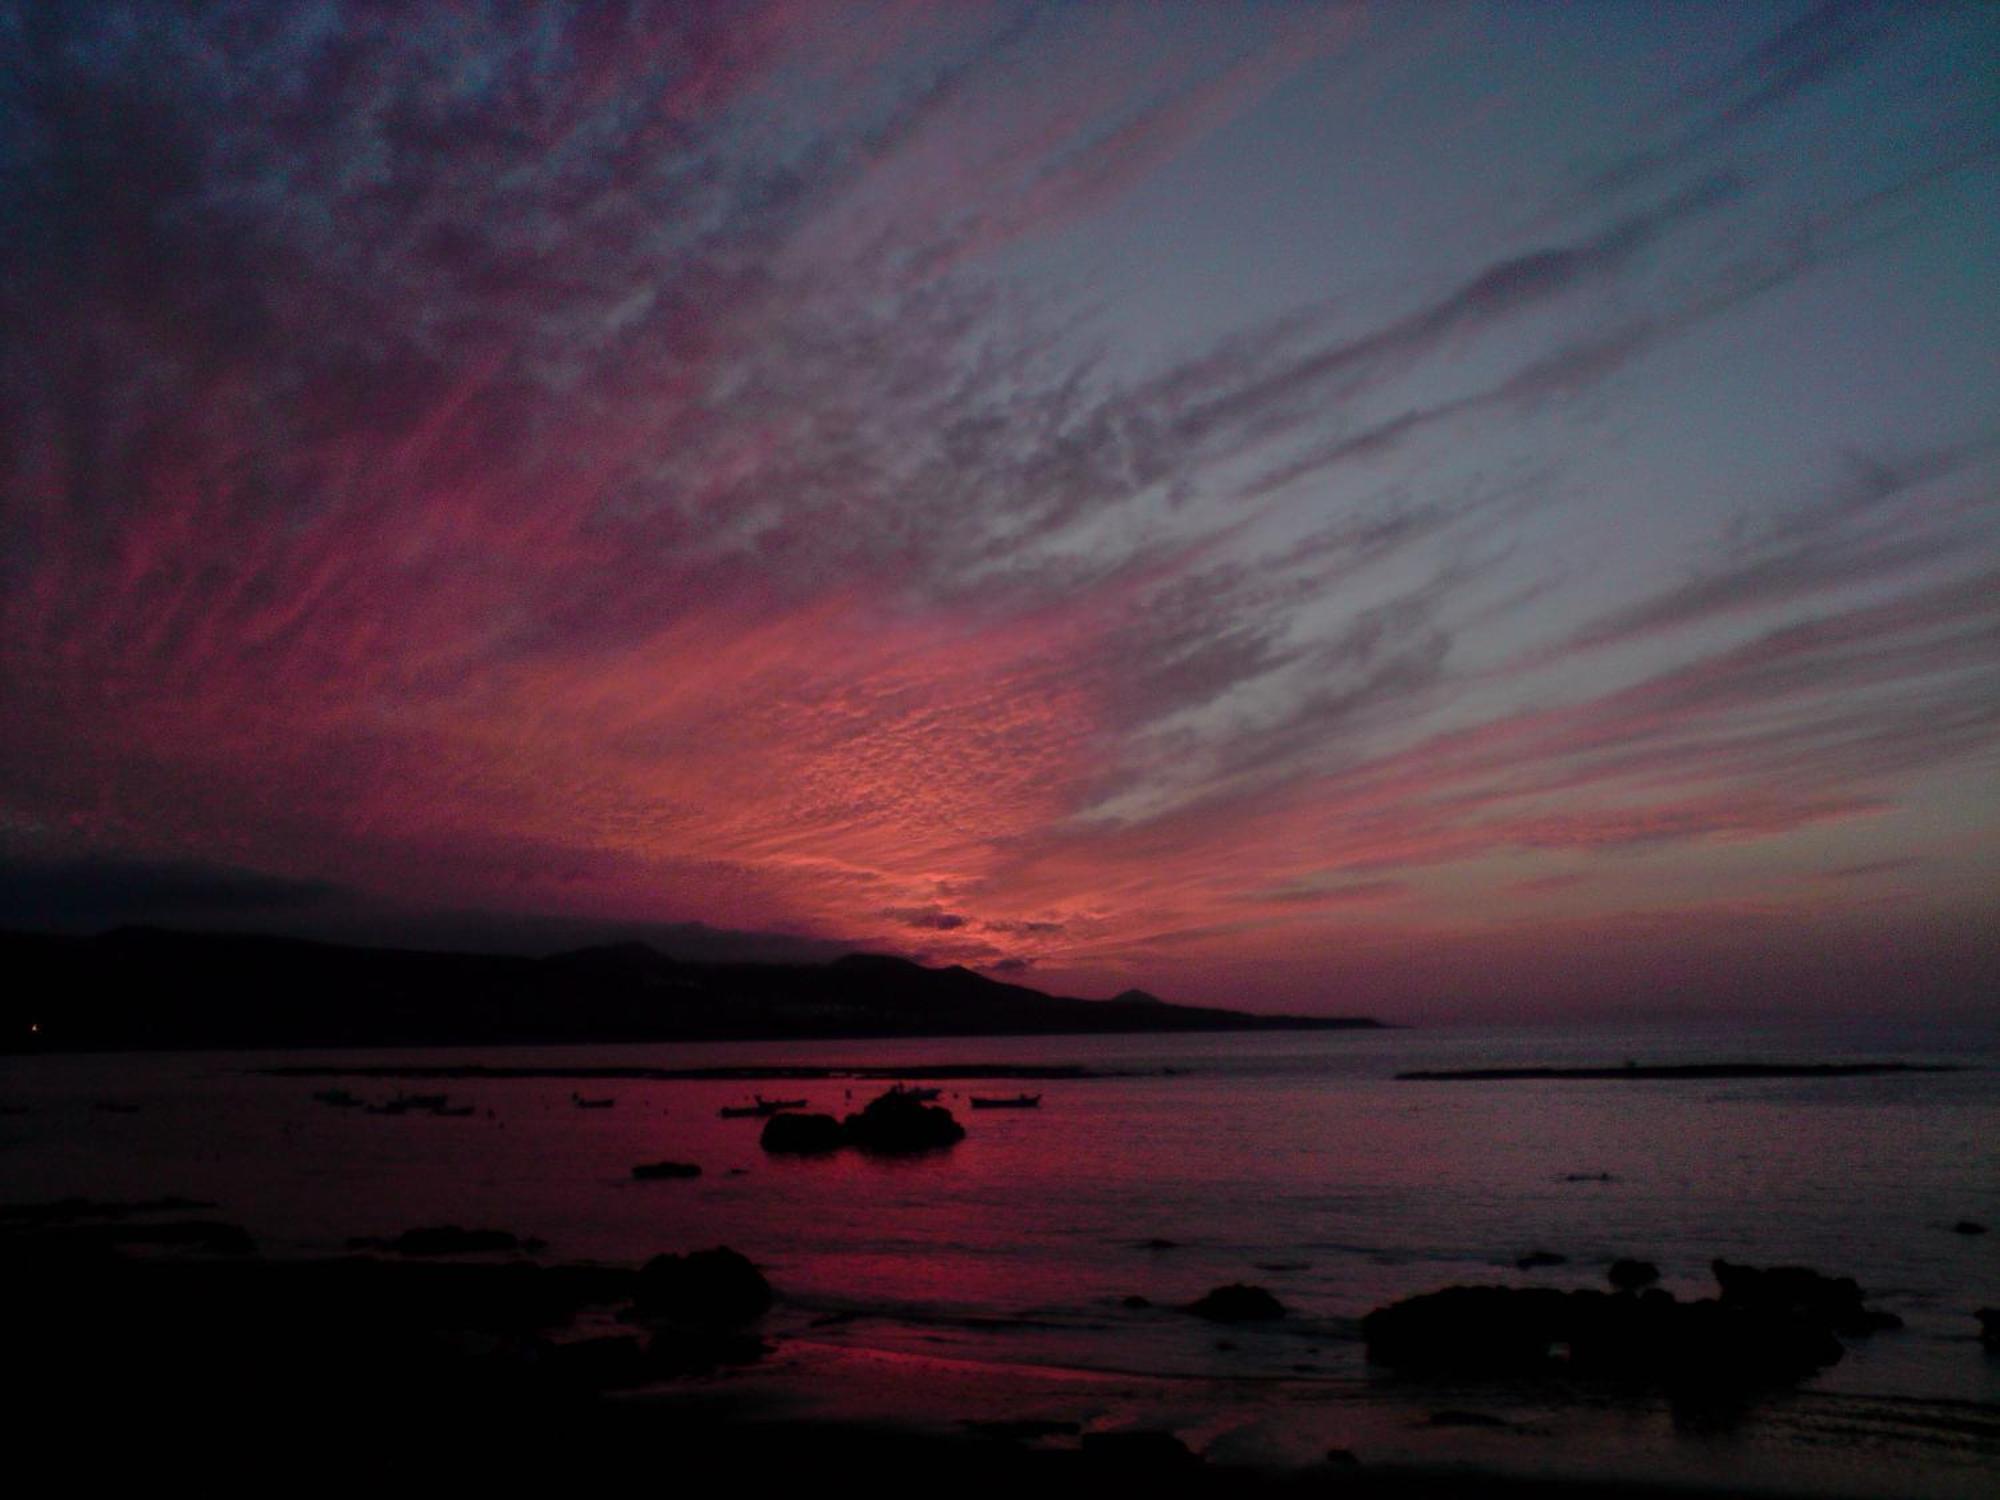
[1581,2,1897,199]
[1563,443,1997,654]
[1165,175,1740,456]
[883,905,969,931]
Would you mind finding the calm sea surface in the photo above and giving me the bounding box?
[5,1017,1997,1485]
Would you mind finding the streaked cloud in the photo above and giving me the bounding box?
[1,1,1994,1014]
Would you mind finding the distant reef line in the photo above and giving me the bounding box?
[1,925,1386,1053]
[1396,1063,1958,1082]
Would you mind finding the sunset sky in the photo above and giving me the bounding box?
[2,2,1995,1019]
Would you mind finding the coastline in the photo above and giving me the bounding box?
[14,1252,1994,1498]
[6,1220,1994,1499]
[6,1025,1994,1497]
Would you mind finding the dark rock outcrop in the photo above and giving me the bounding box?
[541,1334,653,1392]
[10,1218,257,1258]
[633,1246,772,1327]
[1363,1285,1574,1374]
[1363,1259,1900,1399]
[1186,1283,1286,1322]
[759,1111,846,1153]
[372,1226,532,1257]
[841,1087,966,1153]
[1608,1258,1660,1291]
[1979,1308,1998,1349]
[1711,1258,1901,1336]
[964,1418,1083,1442]
[1078,1430,1203,1474]
[646,1326,773,1376]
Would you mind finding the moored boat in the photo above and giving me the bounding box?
[969,1093,1041,1109]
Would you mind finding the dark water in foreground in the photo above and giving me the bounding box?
[4,1017,1997,1492]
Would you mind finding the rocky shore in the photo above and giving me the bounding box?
[9,1187,1993,1497]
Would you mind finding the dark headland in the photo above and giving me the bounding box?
[0,926,1383,1052]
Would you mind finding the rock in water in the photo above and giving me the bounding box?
[1365,1259,1897,1395]
[1187,1283,1287,1321]
[758,1112,845,1154]
[1362,1285,1570,1373]
[1711,1259,1901,1336]
[841,1087,966,1153]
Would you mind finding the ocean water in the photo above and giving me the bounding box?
[4,1017,1997,1487]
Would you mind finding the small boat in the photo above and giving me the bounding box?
[571,1093,616,1109]
[969,1093,1041,1109]
[718,1104,762,1119]
[891,1085,942,1102]
[312,1089,362,1108]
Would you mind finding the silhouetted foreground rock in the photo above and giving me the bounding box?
[1187,1283,1287,1321]
[1980,1308,1999,1348]
[1078,1429,1204,1474]
[2,1221,788,1440]
[1607,1258,1659,1291]
[634,1245,773,1326]
[759,1088,966,1155]
[1364,1259,1901,1400]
